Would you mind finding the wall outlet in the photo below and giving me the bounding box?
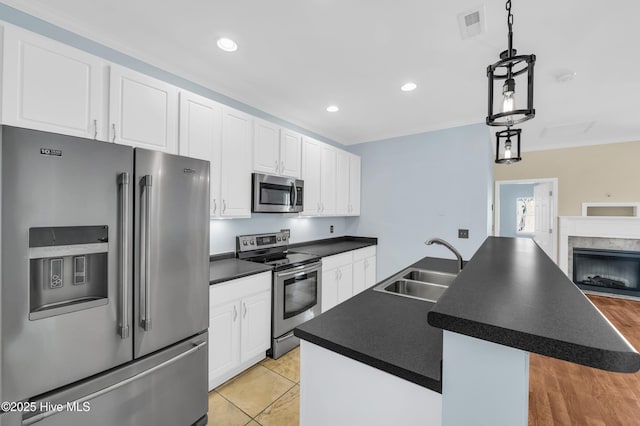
[330,225,334,234]
[458,229,469,239]
[280,229,290,238]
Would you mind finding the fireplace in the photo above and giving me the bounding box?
[573,248,640,297]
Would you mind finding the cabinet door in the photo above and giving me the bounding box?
[2,25,106,140]
[220,107,252,217]
[208,299,240,389]
[336,264,353,303]
[321,267,339,313]
[302,137,322,215]
[280,129,302,178]
[352,259,366,295]
[349,154,361,216]
[320,144,337,215]
[178,91,222,217]
[109,64,178,153]
[335,149,350,215]
[253,119,280,175]
[365,256,377,288]
[240,290,271,363]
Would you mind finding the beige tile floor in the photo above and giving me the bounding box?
[207,347,300,426]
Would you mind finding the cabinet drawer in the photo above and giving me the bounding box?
[352,246,377,262]
[322,252,353,271]
[210,272,271,307]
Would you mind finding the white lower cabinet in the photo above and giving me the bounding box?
[208,272,271,390]
[321,246,377,312]
[352,246,377,295]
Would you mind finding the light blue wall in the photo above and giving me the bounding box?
[499,184,535,238]
[346,124,494,279]
[210,216,356,254]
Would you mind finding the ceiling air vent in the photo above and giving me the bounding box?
[458,6,485,39]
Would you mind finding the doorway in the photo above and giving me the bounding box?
[494,178,558,262]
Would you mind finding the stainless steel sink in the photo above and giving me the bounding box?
[373,267,457,303]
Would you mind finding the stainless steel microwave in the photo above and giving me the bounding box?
[252,173,304,213]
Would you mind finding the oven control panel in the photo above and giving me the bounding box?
[237,231,288,252]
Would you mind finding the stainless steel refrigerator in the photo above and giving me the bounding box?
[0,126,210,426]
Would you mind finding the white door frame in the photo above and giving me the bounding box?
[494,178,559,262]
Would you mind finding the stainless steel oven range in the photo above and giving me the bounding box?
[237,232,321,359]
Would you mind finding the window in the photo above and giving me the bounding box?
[516,197,535,233]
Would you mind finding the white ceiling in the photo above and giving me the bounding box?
[3,0,640,150]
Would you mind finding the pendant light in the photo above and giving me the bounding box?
[486,0,536,127]
[495,128,522,164]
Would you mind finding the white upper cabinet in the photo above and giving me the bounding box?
[220,107,252,218]
[336,150,351,215]
[348,154,361,216]
[302,137,323,215]
[253,121,301,179]
[279,128,302,178]
[178,91,222,217]
[2,24,107,140]
[109,64,179,153]
[253,119,280,175]
[320,144,337,215]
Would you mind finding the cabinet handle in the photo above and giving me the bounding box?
[93,120,98,140]
[335,270,340,281]
[321,203,325,213]
[281,161,285,173]
[317,202,321,213]
[233,305,238,321]
[223,200,227,214]
[243,302,247,318]
[212,198,217,214]
[275,160,279,171]
[112,123,116,142]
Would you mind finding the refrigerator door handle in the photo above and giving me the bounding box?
[118,172,130,339]
[23,340,208,425]
[141,175,153,331]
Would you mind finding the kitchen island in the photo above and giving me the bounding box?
[295,237,640,426]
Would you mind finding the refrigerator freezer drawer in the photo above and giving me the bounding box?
[18,333,208,426]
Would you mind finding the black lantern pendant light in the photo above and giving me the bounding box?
[495,128,522,164]
[486,0,536,127]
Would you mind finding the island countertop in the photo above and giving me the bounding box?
[427,236,640,373]
[294,256,460,393]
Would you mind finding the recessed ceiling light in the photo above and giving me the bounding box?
[326,105,339,112]
[217,37,238,52]
[401,82,417,92]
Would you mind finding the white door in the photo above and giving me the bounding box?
[349,154,361,216]
[2,25,106,140]
[109,65,178,153]
[321,267,339,313]
[240,290,271,363]
[533,182,554,260]
[364,256,377,288]
[352,259,366,295]
[320,144,337,215]
[253,119,280,175]
[208,300,240,389]
[280,129,302,178]
[220,107,252,217]
[336,265,353,304]
[178,91,222,217]
[302,138,322,215]
[336,150,350,215]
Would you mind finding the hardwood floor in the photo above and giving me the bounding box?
[529,295,640,426]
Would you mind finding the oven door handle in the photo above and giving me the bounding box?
[277,263,320,278]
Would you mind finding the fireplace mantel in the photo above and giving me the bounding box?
[559,216,640,275]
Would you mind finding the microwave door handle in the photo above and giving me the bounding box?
[118,173,130,339]
[141,175,152,331]
[290,182,297,209]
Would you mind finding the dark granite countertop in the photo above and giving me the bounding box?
[427,237,640,373]
[289,236,377,257]
[294,256,460,393]
[209,254,273,285]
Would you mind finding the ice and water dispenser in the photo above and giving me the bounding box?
[29,226,109,320]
